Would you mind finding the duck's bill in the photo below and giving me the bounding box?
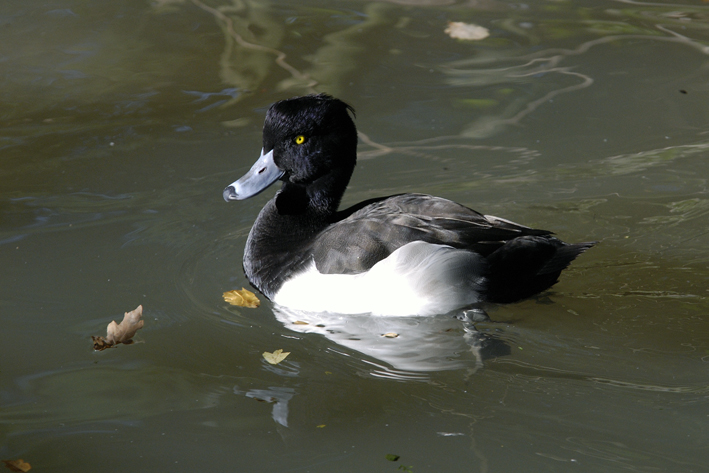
[223,149,285,201]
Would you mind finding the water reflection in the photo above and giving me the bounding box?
[440,23,709,138]
[238,386,295,427]
[154,0,709,148]
[272,305,509,373]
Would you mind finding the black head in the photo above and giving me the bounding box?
[224,94,358,215]
[264,94,358,186]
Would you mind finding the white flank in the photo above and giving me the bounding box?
[273,241,486,316]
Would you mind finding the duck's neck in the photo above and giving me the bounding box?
[275,167,351,220]
[243,166,354,298]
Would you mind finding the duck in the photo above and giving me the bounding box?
[223,94,594,316]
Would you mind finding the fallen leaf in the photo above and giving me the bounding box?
[253,397,276,403]
[263,349,290,365]
[316,424,326,428]
[382,332,399,338]
[223,288,260,308]
[91,305,144,351]
[91,335,114,351]
[385,454,400,462]
[2,459,31,472]
[106,305,144,344]
[445,22,490,40]
[293,320,309,325]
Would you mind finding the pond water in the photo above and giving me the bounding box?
[2,0,709,471]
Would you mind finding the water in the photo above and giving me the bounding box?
[2,0,709,471]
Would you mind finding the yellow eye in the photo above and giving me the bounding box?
[295,135,306,145]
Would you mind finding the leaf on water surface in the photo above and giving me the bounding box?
[293,320,309,325]
[223,288,260,308]
[382,332,399,338]
[445,22,489,40]
[106,305,144,344]
[385,454,400,462]
[263,349,290,365]
[91,335,114,351]
[92,305,144,351]
[2,459,31,472]
[253,397,276,403]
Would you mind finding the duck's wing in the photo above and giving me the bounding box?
[312,194,552,274]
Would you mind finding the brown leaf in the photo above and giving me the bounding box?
[106,305,144,345]
[91,335,114,351]
[3,459,31,472]
[263,349,290,365]
[223,288,260,308]
[92,305,145,351]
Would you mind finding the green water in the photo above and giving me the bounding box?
[2,0,708,471]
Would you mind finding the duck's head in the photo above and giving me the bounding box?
[223,94,358,214]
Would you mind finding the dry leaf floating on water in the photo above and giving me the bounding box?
[91,335,113,351]
[445,22,490,40]
[2,459,31,472]
[263,349,290,365]
[106,305,144,344]
[92,305,144,351]
[223,288,260,308]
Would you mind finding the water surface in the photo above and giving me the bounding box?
[2,0,709,471]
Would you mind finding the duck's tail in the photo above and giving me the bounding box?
[484,237,596,303]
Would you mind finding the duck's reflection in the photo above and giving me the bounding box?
[272,306,510,373]
[235,309,510,428]
[236,386,295,427]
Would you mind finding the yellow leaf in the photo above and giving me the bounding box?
[382,332,399,338]
[293,320,309,325]
[263,349,290,365]
[316,424,326,428]
[2,459,31,472]
[223,288,260,308]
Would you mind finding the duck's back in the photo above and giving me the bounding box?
[310,193,550,274]
[304,193,593,304]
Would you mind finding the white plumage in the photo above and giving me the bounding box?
[274,241,486,316]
